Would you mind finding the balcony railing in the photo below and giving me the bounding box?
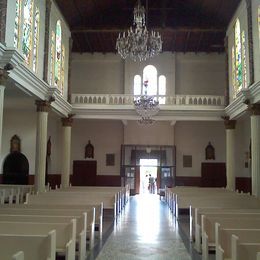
[71,94,225,107]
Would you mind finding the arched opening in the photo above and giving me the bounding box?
[3,152,29,184]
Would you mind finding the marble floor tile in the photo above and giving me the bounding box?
[96,194,192,260]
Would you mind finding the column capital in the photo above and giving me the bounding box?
[61,114,74,127]
[248,103,260,116]
[35,100,51,112]
[223,116,236,129]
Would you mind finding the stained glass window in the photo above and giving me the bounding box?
[234,19,242,92]
[54,20,62,87]
[159,75,166,104]
[231,46,236,97]
[134,75,141,96]
[143,65,157,95]
[50,31,55,85]
[60,45,65,94]
[22,0,34,64]
[241,31,247,88]
[32,8,40,72]
[14,0,21,49]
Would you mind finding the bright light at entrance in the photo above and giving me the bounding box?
[140,159,158,194]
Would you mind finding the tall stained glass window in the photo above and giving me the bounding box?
[50,31,55,85]
[55,20,62,87]
[32,8,40,72]
[14,0,21,49]
[61,45,65,94]
[231,46,236,97]
[234,19,242,92]
[159,75,166,104]
[143,65,157,95]
[241,31,247,88]
[22,0,34,64]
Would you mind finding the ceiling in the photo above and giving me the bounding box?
[56,0,240,53]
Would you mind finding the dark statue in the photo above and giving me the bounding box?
[85,140,94,158]
[205,142,215,160]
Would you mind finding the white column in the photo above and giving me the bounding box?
[61,117,73,188]
[224,119,236,190]
[250,104,260,198]
[35,100,50,192]
[0,85,5,156]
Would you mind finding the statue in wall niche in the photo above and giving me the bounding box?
[10,135,21,153]
[205,142,215,160]
[85,140,94,159]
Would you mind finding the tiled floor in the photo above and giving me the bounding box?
[95,194,192,260]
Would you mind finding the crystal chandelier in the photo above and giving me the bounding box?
[134,80,159,124]
[116,0,162,62]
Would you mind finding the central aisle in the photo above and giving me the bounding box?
[96,194,191,260]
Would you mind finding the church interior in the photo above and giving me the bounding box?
[0,0,260,259]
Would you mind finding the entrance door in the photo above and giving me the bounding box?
[139,159,158,194]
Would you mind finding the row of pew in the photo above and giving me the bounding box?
[0,184,130,260]
[166,186,260,260]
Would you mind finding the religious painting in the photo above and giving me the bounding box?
[205,142,215,160]
[183,155,192,168]
[85,140,94,159]
[106,154,115,166]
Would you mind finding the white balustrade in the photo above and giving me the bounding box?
[71,94,225,107]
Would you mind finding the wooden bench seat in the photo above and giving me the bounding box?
[0,220,76,260]
[0,230,56,260]
[216,224,260,260]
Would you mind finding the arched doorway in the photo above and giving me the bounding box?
[3,152,29,184]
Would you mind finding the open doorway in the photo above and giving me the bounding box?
[140,159,158,194]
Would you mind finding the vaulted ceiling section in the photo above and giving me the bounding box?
[56,0,240,53]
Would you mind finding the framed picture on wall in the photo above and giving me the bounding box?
[106,154,115,166]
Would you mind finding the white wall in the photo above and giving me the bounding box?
[124,121,174,145]
[0,108,37,175]
[71,119,124,176]
[71,53,124,94]
[175,53,226,95]
[234,115,251,177]
[174,121,226,177]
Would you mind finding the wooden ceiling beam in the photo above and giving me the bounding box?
[71,27,225,33]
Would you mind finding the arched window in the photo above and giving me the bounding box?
[234,19,242,94]
[54,20,62,87]
[134,75,141,95]
[143,65,157,95]
[133,65,166,104]
[241,31,247,88]
[14,0,21,49]
[49,31,55,85]
[22,0,34,65]
[32,8,40,72]
[159,75,166,104]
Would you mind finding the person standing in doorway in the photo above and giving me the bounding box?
[149,174,155,194]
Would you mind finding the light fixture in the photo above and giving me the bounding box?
[134,80,159,124]
[116,0,162,62]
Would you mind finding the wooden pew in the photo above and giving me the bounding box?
[0,214,86,260]
[0,207,95,250]
[0,220,76,260]
[216,224,260,260]
[0,230,56,260]
[231,235,260,260]
[201,214,260,259]
[193,208,260,248]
